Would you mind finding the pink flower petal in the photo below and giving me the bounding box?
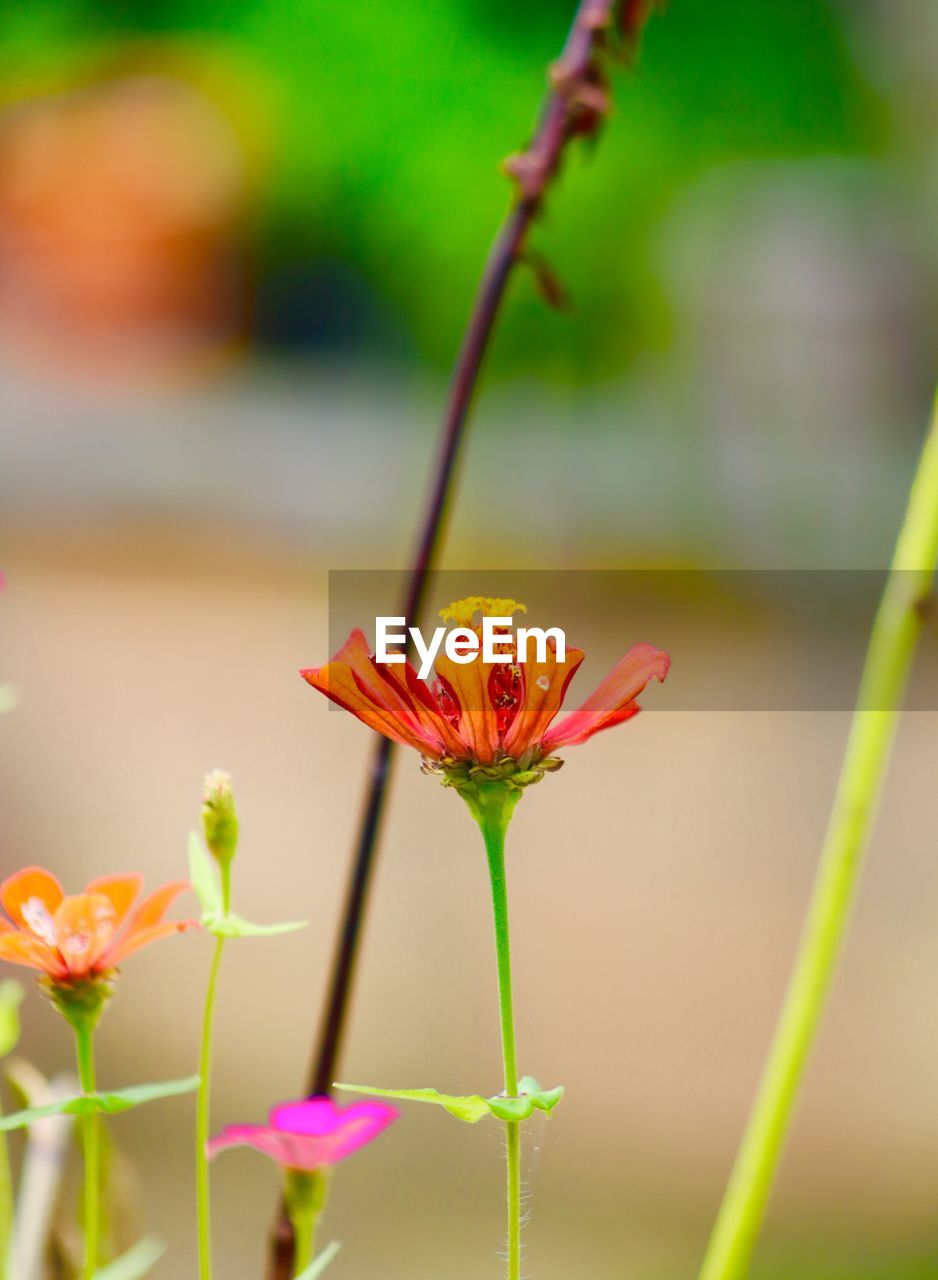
[208,1097,398,1171]
[269,1096,343,1136]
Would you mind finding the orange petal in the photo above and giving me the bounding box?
[399,664,470,758]
[84,874,143,931]
[302,629,444,756]
[433,642,501,765]
[0,931,65,977]
[52,894,119,979]
[120,881,190,935]
[1,867,65,938]
[542,644,670,750]
[105,918,196,967]
[503,645,585,759]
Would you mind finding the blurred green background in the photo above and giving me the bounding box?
[1,1,937,1277]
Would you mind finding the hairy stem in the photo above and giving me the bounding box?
[698,391,938,1280]
[74,1024,99,1280]
[474,784,523,1280]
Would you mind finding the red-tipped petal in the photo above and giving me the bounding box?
[105,919,196,967]
[503,645,585,758]
[123,881,190,933]
[542,643,670,750]
[433,645,502,765]
[101,881,192,966]
[301,628,444,757]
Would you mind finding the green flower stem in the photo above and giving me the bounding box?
[196,936,226,1280]
[470,783,523,1280]
[699,392,938,1280]
[74,1021,99,1280]
[285,1170,329,1278]
[0,1099,11,1280]
[196,865,231,1280]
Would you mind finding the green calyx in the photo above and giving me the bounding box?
[284,1168,330,1218]
[425,752,563,797]
[41,974,114,1034]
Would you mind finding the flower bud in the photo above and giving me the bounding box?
[202,769,239,867]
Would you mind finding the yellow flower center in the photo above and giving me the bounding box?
[439,597,527,628]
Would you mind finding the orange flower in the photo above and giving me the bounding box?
[301,598,669,787]
[0,867,195,985]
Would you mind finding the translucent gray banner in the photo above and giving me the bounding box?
[320,570,938,711]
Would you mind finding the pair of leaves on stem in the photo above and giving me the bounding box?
[2,981,202,1137]
[0,1075,201,1133]
[336,1077,564,1124]
[188,833,307,938]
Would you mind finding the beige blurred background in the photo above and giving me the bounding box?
[3,492,938,1280]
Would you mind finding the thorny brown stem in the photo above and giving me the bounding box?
[265,2,655,1275]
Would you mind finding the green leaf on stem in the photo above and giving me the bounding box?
[188,831,223,917]
[336,1084,492,1123]
[519,1076,565,1114]
[0,1075,200,1131]
[202,912,307,939]
[188,831,306,938]
[0,981,24,1059]
[335,1078,564,1124]
[295,1240,341,1279]
[94,1236,165,1279]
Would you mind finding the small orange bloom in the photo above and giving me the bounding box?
[0,867,195,984]
[301,598,669,784]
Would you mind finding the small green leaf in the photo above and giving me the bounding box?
[203,912,307,939]
[335,1083,492,1124]
[188,831,222,918]
[94,1236,165,1279]
[486,1095,533,1122]
[295,1241,341,1279]
[336,1078,564,1124]
[0,686,16,713]
[0,981,24,1059]
[0,1075,200,1131]
[517,1076,565,1115]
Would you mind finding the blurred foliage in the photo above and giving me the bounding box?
[0,0,887,378]
[755,1238,938,1279]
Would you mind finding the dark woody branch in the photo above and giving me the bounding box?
[266,3,655,1275]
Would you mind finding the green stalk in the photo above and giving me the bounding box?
[285,1170,328,1278]
[470,784,523,1280]
[196,866,231,1280]
[699,391,938,1280]
[196,937,226,1279]
[74,1021,99,1280]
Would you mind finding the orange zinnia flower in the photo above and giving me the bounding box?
[0,867,195,985]
[301,597,669,790]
